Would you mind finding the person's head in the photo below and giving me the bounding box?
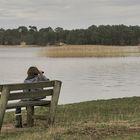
[27,66,40,76]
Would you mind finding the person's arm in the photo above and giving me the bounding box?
[38,71,50,81]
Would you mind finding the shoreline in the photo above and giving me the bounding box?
[0,45,39,48]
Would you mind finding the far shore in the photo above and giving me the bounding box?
[0,45,40,48]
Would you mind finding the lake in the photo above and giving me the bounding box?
[0,47,140,104]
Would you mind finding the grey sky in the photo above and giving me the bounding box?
[0,0,139,29]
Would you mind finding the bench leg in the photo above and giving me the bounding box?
[26,106,34,127]
[0,86,10,132]
[48,81,62,126]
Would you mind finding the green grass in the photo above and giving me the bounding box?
[1,97,140,139]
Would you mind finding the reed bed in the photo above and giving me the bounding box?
[40,45,140,57]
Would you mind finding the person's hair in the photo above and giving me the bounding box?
[27,66,40,76]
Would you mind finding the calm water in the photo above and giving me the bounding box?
[0,47,140,104]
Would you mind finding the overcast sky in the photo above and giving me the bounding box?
[0,0,139,29]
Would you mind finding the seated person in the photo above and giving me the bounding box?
[15,66,49,128]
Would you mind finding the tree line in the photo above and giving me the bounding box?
[0,24,140,46]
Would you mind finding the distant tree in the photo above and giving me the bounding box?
[27,26,38,45]
[87,25,99,44]
[3,29,20,45]
[29,26,37,32]
[55,27,64,42]
[0,25,140,46]
[18,26,28,43]
[0,28,5,45]
[37,27,55,45]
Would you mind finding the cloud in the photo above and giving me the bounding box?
[0,0,139,29]
[109,0,140,7]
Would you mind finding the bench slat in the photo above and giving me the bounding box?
[6,100,51,109]
[9,89,53,100]
[2,81,55,91]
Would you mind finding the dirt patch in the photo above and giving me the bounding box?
[1,123,29,134]
[1,124,14,131]
[65,126,140,139]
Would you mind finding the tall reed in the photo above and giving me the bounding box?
[40,45,140,57]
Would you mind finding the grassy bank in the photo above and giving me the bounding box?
[40,45,140,57]
[1,97,140,140]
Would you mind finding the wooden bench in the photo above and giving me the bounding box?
[0,80,62,132]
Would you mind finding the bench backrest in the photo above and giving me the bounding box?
[0,80,62,132]
[0,81,54,101]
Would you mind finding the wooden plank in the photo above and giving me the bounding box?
[27,106,34,127]
[9,89,53,100]
[0,86,10,132]
[6,100,51,109]
[5,81,55,91]
[0,85,2,98]
[48,80,62,125]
